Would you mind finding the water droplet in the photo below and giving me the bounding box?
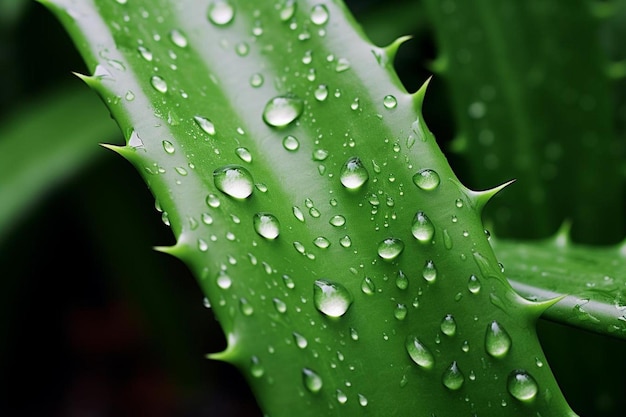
[162,140,175,154]
[250,73,264,87]
[361,277,375,295]
[507,370,538,402]
[396,270,408,290]
[377,238,404,260]
[282,135,300,151]
[329,215,346,227]
[313,148,329,161]
[336,389,348,404]
[358,393,368,406]
[394,304,408,320]
[413,169,440,191]
[422,260,437,282]
[485,321,512,358]
[150,75,168,93]
[468,275,481,294]
[411,211,435,243]
[293,332,308,349]
[239,298,254,316]
[443,229,453,249]
[216,271,232,289]
[302,368,323,393]
[405,336,435,369]
[383,95,397,109]
[194,115,216,136]
[263,95,304,128]
[350,327,359,341]
[213,165,254,199]
[440,314,457,336]
[206,193,220,208]
[310,4,329,25]
[339,235,352,248]
[235,147,252,163]
[235,41,249,56]
[198,238,209,252]
[314,84,329,101]
[335,58,350,72]
[293,206,305,222]
[273,297,287,313]
[455,198,464,208]
[203,297,211,308]
[169,29,188,48]
[279,0,297,21]
[313,279,353,317]
[313,236,331,249]
[442,361,464,390]
[208,0,235,26]
[340,157,369,190]
[137,45,153,61]
[250,356,264,378]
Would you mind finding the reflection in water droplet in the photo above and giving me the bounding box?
[405,336,435,369]
[213,165,254,199]
[273,298,287,313]
[440,314,457,336]
[313,279,353,317]
[413,169,440,191]
[507,370,538,402]
[302,368,323,393]
[208,0,235,26]
[279,0,297,21]
[340,157,369,190]
[422,260,437,282]
[377,238,404,260]
[442,361,464,390]
[263,95,304,127]
[485,320,512,358]
[411,211,435,243]
[310,4,329,25]
[253,213,280,240]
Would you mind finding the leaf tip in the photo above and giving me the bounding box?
[412,75,433,110]
[468,179,516,213]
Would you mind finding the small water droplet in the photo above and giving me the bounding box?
[250,356,264,378]
[313,236,331,249]
[340,157,369,190]
[413,169,440,191]
[239,298,254,316]
[162,140,175,154]
[336,389,348,404]
[206,193,220,208]
[194,115,216,136]
[282,135,300,151]
[213,165,254,199]
[313,279,353,317]
[383,95,397,109]
[279,0,297,21]
[442,361,464,390]
[422,260,437,283]
[313,148,329,161]
[250,73,264,87]
[335,58,350,72]
[411,211,435,243]
[302,368,323,393]
[234,147,252,163]
[314,84,329,101]
[443,229,453,249]
[150,75,168,93]
[377,238,404,260]
[405,336,435,369]
[396,270,408,290]
[440,314,457,336]
[394,304,408,320]
[216,271,232,289]
[468,275,481,294]
[208,0,235,26]
[198,238,209,252]
[169,29,188,48]
[310,4,329,25]
[329,215,346,227]
[235,41,249,56]
[507,370,538,402]
[293,332,308,349]
[350,327,359,341]
[485,320,512,358]
[263,95,304,127]
[203,297,211,308]
[339,235,352,248]
[361,277,375,295]
[293,206,305,222]
[358,393,368,406]
[137,45,153,61]
[273,297,287,313]
[455,198,464,208]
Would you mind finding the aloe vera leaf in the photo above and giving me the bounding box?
[422,0,624,244]
[0,83,120,241]
[41,0,578,415]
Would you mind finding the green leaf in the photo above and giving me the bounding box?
[41,0,578,415]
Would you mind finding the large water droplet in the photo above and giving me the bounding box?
[263,95,304,128]
[340,157,369,190]
[485,320,512,358]
[411,211,435,243]
[213,165,254,199]
[422,260,437,282]
[208,0,235,26]
[413,169,440,191]
[507,370,538,402]
[279,0,297,21]
[253,213,280,239]
[377,238,404,260]
[310,4,329,25]
[440,314,457,336]
[313,279,353,317]
[302,368,323,393]
[442,361,464,390]
[405,336,435,369]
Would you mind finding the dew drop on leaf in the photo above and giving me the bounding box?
[213,165,254,199]
[273,297,287,313]
[207,0,235,26]
[263,95,304,127]
[137,45,153,61]
[335,58,350,72]
[235,147,252,163]
[193,115,216,136]
[150,75,168,93]
[283,135,300,151]
[279,0,297,21]
[310,4,329,25]
[313,279,353,317]
[358,393,368,407]
[313,236,331,248]
[162,140,175,154]
[422,260,437,282]
[216,271,232,289]
[339,235,352,248]
[440,314,457,336]
[361,277,375,295]
[413,169,440,191]
[206,193,220,208]
[383,94,397,109]
[314,84,329,101]
[302,368,323,393]
[485,320,512,358]
[329,215,346,227]
[340,157,369,190]
[250,356,264,378]
[507,370,538,402]
[239,298,254,316]
[253,213,280,239]
[468,275,481,294]
[411,211,435,243]
[405,336,435,369]
[169,29,188,48]
[442,361,464,390]
[250,73,264,87]
[377,238,404,260]
[394,303,408,320]
[293,332,308,349]
[396,270,408,290]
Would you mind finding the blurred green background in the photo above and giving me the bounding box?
[1,0,625,416]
